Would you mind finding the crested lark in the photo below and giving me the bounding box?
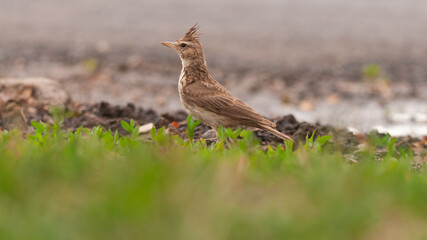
[162,24,293,141]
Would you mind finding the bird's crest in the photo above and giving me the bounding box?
[182,24,201,41]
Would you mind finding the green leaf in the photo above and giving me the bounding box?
[114,130,119,144]
[151,126,157,140]
[304,130,316,150]
[316,135,332,147]
[217,125,224,139]
[186,114,201,141]
[83,57,98,71]
[363,64,380,78]
[387,137,397,154]
[284,139,293,153]
[31,121,45,133]
[132,127,139,139]
[186,114,193,128]
[121,120,133,134]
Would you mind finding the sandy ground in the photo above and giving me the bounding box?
[1,0,427,135]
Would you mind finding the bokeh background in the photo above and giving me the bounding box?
[1,0,426,135]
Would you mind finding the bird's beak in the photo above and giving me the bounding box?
[161,42,176,48]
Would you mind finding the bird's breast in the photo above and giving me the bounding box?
[178,75,191,113]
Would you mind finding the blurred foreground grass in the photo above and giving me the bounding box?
[0,118,427,240]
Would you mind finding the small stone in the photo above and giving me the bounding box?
[27,107,37,115]
[155,96,166,107]
[139,123,154,134]
[96,40,111,54]
[20,86,34,99]
[326,93,339,104]
[280,94,292,104]
[126,55,143,68]
[0,78,70,106]
[298,100,314,111]
[414,113,427,123]
[201,129,217,139]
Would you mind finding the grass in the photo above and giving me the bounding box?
[362,64,381,79]
[0,116,426,240]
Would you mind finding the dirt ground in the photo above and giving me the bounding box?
[1,44,426,136]
[0,76,424,150]
[0,0,427,136]
[1,90,425,159]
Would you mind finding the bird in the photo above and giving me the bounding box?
[161,24,293,142]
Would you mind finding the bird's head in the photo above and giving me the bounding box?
[162,24,205,64]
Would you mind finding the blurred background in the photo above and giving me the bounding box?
[0,0,426,135]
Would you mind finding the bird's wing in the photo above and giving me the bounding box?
[182,80,275,127]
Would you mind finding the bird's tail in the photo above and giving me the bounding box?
[260,125,294,142]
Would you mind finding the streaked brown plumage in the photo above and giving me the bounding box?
[162,24,293,141]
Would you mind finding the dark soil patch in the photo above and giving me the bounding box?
[64,102,159,135]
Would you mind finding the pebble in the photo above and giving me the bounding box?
[139,123,154,134]
[201,129,217,139]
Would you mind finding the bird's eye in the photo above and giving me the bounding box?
[180,43,187,48]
